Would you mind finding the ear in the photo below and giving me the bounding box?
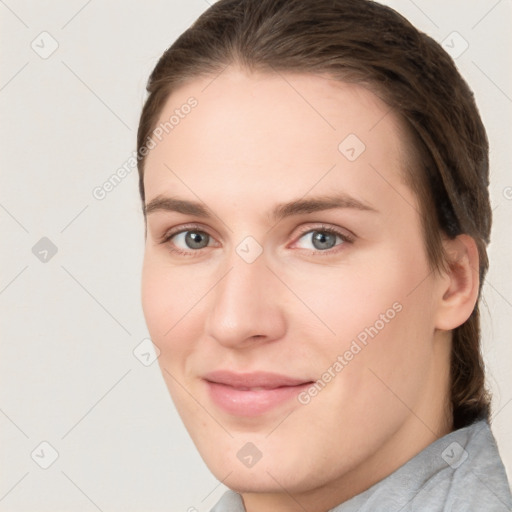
[434,234,480,331]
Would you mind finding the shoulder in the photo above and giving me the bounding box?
[332,419,512,512]
[209,490,245,512]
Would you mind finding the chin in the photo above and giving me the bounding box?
[214,461,303,494]
[196,438,318,494]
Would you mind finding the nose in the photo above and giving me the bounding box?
[204,254,287,349]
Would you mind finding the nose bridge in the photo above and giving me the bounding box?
[223,260,260,311]
[205,249,285,346]
[216,253,269,322]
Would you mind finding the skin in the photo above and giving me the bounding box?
[140,67,480,512]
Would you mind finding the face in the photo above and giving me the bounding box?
[141,68,452,509]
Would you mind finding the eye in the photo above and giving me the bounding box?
[295,228,349,251]
[168,230,212,250]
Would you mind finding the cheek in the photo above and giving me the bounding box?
[141,255,170,339]
[141,253,203,357]
[293,262,407,345]
[141,256,205,417]
[319,261,436,416]
[306,242,436,381]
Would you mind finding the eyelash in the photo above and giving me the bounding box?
[159,223,355,257]
[159,223,217,257]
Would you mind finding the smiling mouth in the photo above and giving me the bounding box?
[203,370,314,416]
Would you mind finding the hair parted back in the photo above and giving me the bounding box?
[137,0,492,429]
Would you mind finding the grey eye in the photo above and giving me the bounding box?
[171,230,211,250]
[185,231,210,249]
[311,231,337,250]
[296,230,343,251]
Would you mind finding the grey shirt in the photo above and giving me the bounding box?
[210,419,512,511]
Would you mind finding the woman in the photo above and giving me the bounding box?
[137,0,512,510]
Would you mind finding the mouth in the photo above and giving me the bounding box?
[203,370,314,417]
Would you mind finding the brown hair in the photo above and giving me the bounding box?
[137,0,492,429]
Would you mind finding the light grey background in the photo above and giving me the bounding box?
[1,1,511,510]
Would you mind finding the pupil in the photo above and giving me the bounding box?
[312,231,336,250]
[186,231,208,249]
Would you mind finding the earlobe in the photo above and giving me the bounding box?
[435,234,480,331]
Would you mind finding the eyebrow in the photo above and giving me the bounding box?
[144,196,209,217]
[143,193,377,222]
[270,194,377,223]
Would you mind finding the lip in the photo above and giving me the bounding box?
[203,370,313,417]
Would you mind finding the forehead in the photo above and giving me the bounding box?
[143,68,414,216]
